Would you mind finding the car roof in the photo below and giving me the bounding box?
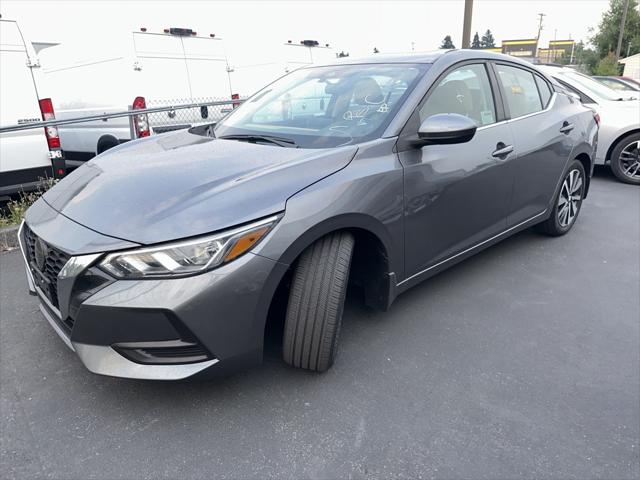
[314,49,538,67]
[330,51,448,65]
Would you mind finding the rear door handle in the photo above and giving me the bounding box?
[492,142,514,158]
[559,121,575,134]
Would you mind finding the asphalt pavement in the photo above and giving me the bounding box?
[1,168,638,480]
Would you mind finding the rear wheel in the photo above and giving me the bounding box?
[282,231,354,372]
[536,160,586,236]
[610,133,640,185]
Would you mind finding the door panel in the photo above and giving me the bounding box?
[493,64,577,225]
[399,125,514,278]
[398,62,515,279]
[505,99,577,225]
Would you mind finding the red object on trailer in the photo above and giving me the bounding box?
[39,98,66,178]
[132,96,150,138]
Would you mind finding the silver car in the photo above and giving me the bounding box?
[540,65,640,184]
[20,51,598,380]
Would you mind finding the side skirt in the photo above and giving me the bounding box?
[391,210,548,300]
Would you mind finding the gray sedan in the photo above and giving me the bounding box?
[20,50,598,380]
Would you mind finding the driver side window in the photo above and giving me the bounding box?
[419,63,497,126]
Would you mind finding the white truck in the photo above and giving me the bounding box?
[0,18,64,197]
[39,27,233,165]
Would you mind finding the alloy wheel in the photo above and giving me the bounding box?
[619,140,640,180]
[557,168,583,228]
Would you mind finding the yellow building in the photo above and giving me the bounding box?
[502,39,538,58]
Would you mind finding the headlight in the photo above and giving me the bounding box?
[99,215,279,279]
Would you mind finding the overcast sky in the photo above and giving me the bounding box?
[2,0,612,65]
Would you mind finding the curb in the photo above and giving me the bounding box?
[0,225,19,252]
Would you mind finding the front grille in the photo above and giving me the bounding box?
[23,224,70,309]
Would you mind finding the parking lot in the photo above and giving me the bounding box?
[1,168,638,480]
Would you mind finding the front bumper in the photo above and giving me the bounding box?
[19,202,286,380]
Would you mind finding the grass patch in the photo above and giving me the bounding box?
[0,178,58,228]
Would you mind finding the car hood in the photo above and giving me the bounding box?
[44,129,358,244]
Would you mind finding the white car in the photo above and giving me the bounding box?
[539,65,640,184]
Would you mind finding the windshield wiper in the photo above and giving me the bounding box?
[218,134,298,148]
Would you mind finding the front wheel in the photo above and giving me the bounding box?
[282,232,354,372]
[610,133,640,185]
[536,160,586,236]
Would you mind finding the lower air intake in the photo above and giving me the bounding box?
[113,340,213,365]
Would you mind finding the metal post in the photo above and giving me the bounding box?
[615,0,630,60]
[462,0,473,49]
[128,106,136,140]
[535,13,546,58]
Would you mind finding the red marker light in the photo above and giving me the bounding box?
[39,98,61,149]
[132,96,150,138]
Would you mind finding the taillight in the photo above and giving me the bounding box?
[231,93,240,109]
[594,112,601,126]
[132,96,150,138]
[39,98,61,149]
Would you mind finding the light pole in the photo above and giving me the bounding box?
[462,0,473,49]
[615,0,630,60]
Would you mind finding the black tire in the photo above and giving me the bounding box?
[282,231,354,372]
[610,133,640,185]
[536,159,586,236]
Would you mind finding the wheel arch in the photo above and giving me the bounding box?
[574,152,593,197]
[96,134,120,154]
[605,128,640,163]
[259,214,398,355]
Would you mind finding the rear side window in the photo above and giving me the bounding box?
[495,64,543,118]
[535,75,552,108]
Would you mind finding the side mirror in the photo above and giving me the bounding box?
[414,113,477,146]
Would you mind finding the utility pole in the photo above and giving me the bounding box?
[462,0,473,49]
[615,0,630,60]
[535,12,546,57]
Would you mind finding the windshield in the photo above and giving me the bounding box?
[559,71,627,101]
[215,63,427,148]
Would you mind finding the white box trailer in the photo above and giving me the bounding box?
[39,27,233,165]
[0,18,64,196]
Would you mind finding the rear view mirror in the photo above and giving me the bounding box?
[415,113,477,146]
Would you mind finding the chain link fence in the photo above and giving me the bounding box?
[146,96,239,134]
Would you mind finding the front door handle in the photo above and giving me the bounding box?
[559,121,575,134]
[492,142,514,158]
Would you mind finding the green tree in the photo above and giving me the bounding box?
[481,29,496,48]
[373,47,379,54]
[590,0,640,58]
[471,32,482,49]
[440,35,455,49]
[595,52,622,75]
[574,41,600,73]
